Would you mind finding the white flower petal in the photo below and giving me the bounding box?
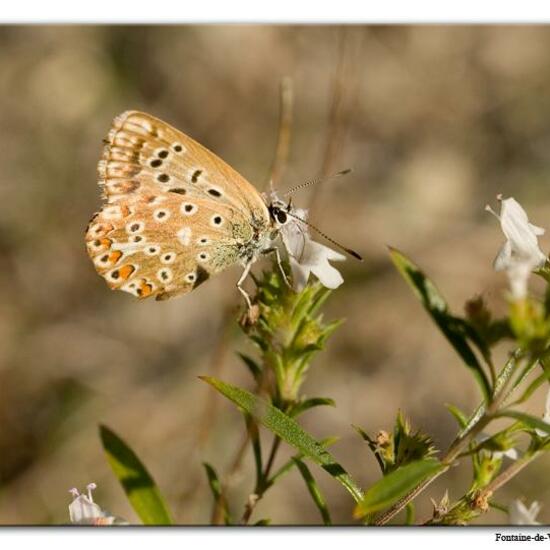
[69,495,105,523]
[280,208,346,291]
[289,257,309,292]
[493,240,512,272]
[529,223,545,236]
[509,499,541,525]
[488,196,547,298]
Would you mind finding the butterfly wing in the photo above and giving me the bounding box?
[97,110,268,214]
[86,111,271,300]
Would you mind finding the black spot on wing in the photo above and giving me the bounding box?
[193,265,210,289]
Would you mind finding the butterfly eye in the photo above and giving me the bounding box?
[276,210,288,224]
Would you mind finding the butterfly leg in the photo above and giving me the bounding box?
[263,247,292,289]
[237,260,254,310]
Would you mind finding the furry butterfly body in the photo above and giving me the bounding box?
[86,111,277,302]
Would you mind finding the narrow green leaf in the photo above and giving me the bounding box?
[389,248,491,402]
[352,424,385,473]
[245,414,263,487]
[203,463,231,525]
[267,437,339,488]
[200,376,363,502]
[459,351,522,439]
[99,425,173,525]
[354,458,442,518]
[290,397,336,418]
[293,458,332,525]
[512,370,550,406]
[445,403,468,429]
[253,518,271,526]
[495,410,550,435]
[238,353,262,382]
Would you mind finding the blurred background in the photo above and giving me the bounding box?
[1,25,550,525]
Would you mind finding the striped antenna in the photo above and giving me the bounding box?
[285,210,363,261]
[283,169,352,197]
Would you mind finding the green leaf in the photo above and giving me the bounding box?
[290,397,336,418]
[99,425,173,525]
[293,458,332,525]
[352,425,385,473]
[445,403,469,429]
[389,247,492,402]
[238,353,262,382]
[267,437,339,488]
[203,463,231,525]
[495,410,550,435]
[200,376,363,502]
[354,458,443,518]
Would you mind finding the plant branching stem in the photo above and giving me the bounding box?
[240,434,283,525]
[477,452,541,501]
[373,351,532,525]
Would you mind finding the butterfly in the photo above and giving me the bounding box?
[85,110,296,308]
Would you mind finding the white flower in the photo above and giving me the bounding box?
[486,196,547,299]
[535,388,550,437]
[280,208,346,292]
[508,499,541,525]
[69,482,127,525]
[477,433,519,460]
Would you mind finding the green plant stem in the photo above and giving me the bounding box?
[373,352,531,526]
[211,430,251,525]
[373,407,495,525]
[477,451,541,502]
[240,434,283,525]
[425,451,543,525]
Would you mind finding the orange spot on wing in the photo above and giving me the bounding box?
[118,265,135,280]
[109,251,123,263]
[137,281,154,298]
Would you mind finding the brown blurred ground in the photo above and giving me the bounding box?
[0,25,549,525]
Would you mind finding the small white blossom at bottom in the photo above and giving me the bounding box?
[280,208,346,292]
[535,389,550,438]
[486,196,547,299]
[508,499,541,525]
[69,483,128,525]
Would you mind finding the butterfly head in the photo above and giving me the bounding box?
[268,198,293,229]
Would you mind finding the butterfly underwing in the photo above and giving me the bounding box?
[85,111,279,302]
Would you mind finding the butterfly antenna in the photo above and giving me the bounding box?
[285,210,363,261]
[283,168,352,197]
